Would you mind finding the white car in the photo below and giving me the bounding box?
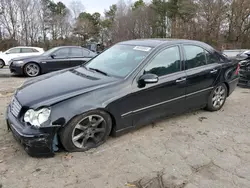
[0,46,44,68]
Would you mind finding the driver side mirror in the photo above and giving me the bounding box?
[51,54,56,58]
[138,73,159,87]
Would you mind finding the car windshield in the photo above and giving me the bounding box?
[42,47,60,56]
[85,44,152,78]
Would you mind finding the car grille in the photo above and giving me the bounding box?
[10,97,22,117]
[240,66,247,71]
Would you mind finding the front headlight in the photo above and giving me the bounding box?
[14,60,24,64]
[24,108,51,127]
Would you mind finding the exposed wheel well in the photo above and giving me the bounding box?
[95,108,117,136]
[0,59,5,65]
[103,110,117,136]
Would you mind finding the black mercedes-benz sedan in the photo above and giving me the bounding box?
[6,39,240,157]
[9,46,97,77]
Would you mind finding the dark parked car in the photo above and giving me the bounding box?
[9,46,97,77]
[236,51,250,87]
[6,39,240,157]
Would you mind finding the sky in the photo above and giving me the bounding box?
[58,0,126,15]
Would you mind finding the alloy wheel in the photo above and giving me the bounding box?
[212,86,226,108]
[25,63,40,77]
[71,115,106,149]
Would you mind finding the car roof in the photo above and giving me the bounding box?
[56,46,85,48]
[50,46,91,50]
[12,46,43,49]
[9,46,44,52]
[118,38,211,48]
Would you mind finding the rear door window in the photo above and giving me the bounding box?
[21,48,35,53]
[183,45,206,70]
[70,48,83,57]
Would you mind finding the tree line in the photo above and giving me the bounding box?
[0,0,250,51]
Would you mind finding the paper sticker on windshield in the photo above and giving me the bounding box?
[133,46,151,52]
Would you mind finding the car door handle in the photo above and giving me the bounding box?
[176,78,186,83]
[210,69,218,74]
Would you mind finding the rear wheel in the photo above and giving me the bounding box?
[60,110,112,152]
[0,60,5,68]
[24,63,40,77]
[206,83,227,111]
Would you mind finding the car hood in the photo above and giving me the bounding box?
[15,67,120,107]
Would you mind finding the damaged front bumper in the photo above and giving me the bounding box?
[239,70,250,87]
[238,61,250,87]
[6,105,59,157]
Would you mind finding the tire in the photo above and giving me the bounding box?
[59,110,112,152]
[206,83,228,111]
[24,63,40,77]
[0,60,5,68]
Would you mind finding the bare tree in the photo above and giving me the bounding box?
[0,0,19,40]
[74,18,96,44]
[227,0,250,46]
[17,0,41,45]
[70,0,85,20]
[0,0,249,51]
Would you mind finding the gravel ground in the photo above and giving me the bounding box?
[0,68,250,188]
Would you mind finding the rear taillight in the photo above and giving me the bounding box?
[235,63,240,75]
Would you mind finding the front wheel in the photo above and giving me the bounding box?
[60,110,112,152]
[24,63,40,77]
[206,83,228,111]
[0,60,5,68]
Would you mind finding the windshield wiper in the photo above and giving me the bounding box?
[88,67,109,76]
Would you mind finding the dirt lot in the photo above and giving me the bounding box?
[0,67,250,188]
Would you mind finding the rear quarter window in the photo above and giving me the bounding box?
[205,51,222,64]
[32,48,39,52]
[215,51,230,62]
[82,49,90,56]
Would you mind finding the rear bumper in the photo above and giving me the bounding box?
[228,78,239,96]
[6,105,56,157]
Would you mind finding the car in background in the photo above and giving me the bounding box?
[222,49,250,59]
[9,46,97,77]
[0,46,44,68]
[6,39,239,157]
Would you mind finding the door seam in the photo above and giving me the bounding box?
[121,87,214,117]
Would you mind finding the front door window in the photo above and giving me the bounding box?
[144,46,181,77]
